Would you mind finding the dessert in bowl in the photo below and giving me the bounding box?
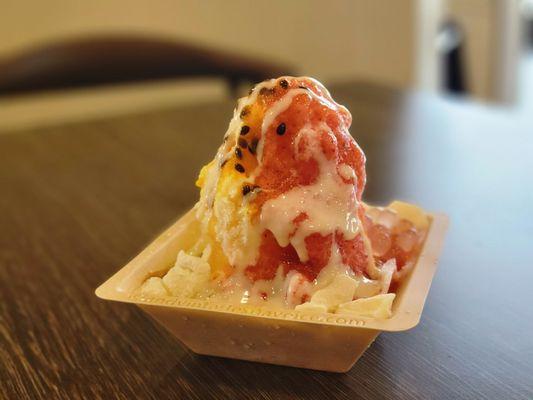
[96,77,447,372]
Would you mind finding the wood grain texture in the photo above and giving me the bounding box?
[1,82,532,400]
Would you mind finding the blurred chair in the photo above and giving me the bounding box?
[0,35,294,97]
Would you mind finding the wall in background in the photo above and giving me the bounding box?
[1,0,417,88]
[3,0,520,100]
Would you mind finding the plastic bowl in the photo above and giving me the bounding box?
[96,203,448,372]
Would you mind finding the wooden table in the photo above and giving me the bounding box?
[1,82,532,399]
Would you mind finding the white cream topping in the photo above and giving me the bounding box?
[338,164,356,181]
[313,242,354,289]
[259,123,359,262]
[192,77,370,307]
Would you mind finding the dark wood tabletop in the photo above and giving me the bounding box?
[1,82,532,400]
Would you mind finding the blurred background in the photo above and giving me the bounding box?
[0,0,532,131]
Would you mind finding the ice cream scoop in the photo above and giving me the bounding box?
[192,77,382,307]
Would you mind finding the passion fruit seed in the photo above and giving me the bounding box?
[238,138,248,148]
[235,163,245,173]
[235,147,243,159]
[276,123,286,135]
[249,138,259,154]
[240,125,250,135]
[280,79,288,89]
[242,185,251,195]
